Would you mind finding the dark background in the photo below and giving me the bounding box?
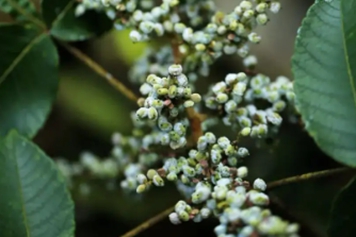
[5,1,352,237]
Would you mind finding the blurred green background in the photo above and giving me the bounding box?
[5,1,351,236]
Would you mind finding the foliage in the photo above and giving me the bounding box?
[0,0,356,237]
[292,0,356,167]
[0,131,75,237]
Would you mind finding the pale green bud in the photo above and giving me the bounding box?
[147,169,158,179]
[152,174,164,187]
[136,184,146,193]
[190,93,201,103]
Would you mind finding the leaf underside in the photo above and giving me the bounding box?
[292,0,356,167]
[0,131,74,237]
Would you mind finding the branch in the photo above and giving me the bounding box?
[120,205,174,237]
[267,167,353,190]
[58,41,139,102]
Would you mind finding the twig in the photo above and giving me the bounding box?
[58,41,139,102]
[267,167,353,190]
[120,205,174,237]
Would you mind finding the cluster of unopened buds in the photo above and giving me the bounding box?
[75,0,281,78]
[55,0,303,236]
[136,64,202,149]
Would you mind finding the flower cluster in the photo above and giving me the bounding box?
[59,0,303,236]
[169,178,299,237]
[136,64,202,150]
[75,0,281,78]
[204,72,295,137]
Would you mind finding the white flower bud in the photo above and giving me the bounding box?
[169,212,181,225]
[237,166,248,178]
[253,178,267,191]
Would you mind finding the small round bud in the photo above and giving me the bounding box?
[237,166,248,178]
[217,137,230,149]
[240,127,251,136]
[237,147,249,158]
[147,169,158,179]
[248,32,262,43]
[167,172,178,181]
[177,74,188,86]
[136,107,148,119]
[152,174,164,187]
[216,93,229,104]
[253,178,267,191]
[168,85,178,98]
[168,64,183,76]
[184,100,195,108]
[129,30,143,42]
[147,107,159,120]
[195,43,206,51]
[190,93,201,103]
[256,3,268,13]
[270,1,281,13]
[136,184,146,193]
[256,14,268,25]
[178,210,190,221]
[136,174,147,184]
[169,212,181,225]
[200,208,211,219]
[249,191,269,206]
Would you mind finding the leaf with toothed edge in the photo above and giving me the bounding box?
[292,0,356,167]
[0,131,75,237]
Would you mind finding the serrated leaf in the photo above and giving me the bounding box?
[41,0,112,41]
[0,24,59,138]
[0,131,75,237]
[0,0,43,27]
[328,175,356,237]
[292,0,356,167]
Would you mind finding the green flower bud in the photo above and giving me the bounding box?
[147,107,159,120]
[240,127,251,136]
[195,43,206,51]
[147,169,158,179]
[178,210,190,221]
[184,100,195,107]
[190,93,202,103]
[136,107,148,119]
[136,184,146,193]
[216,93,229,103]
[152,174,164,187]
[157,88,168,95]
[168,85,178,98]
[167,172,178,181]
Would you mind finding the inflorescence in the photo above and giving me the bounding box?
[59,0,300,236]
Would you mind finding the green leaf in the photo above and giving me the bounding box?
[0,0,44,28]
[0,131,74,237]
[292,0,356,167]
[0,24,59,138]
[41,0,112,41]
[328,176,356,237]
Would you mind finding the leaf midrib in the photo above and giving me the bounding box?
[12,140,30,237]
[0,32,46,85]
[340,1,356,110]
